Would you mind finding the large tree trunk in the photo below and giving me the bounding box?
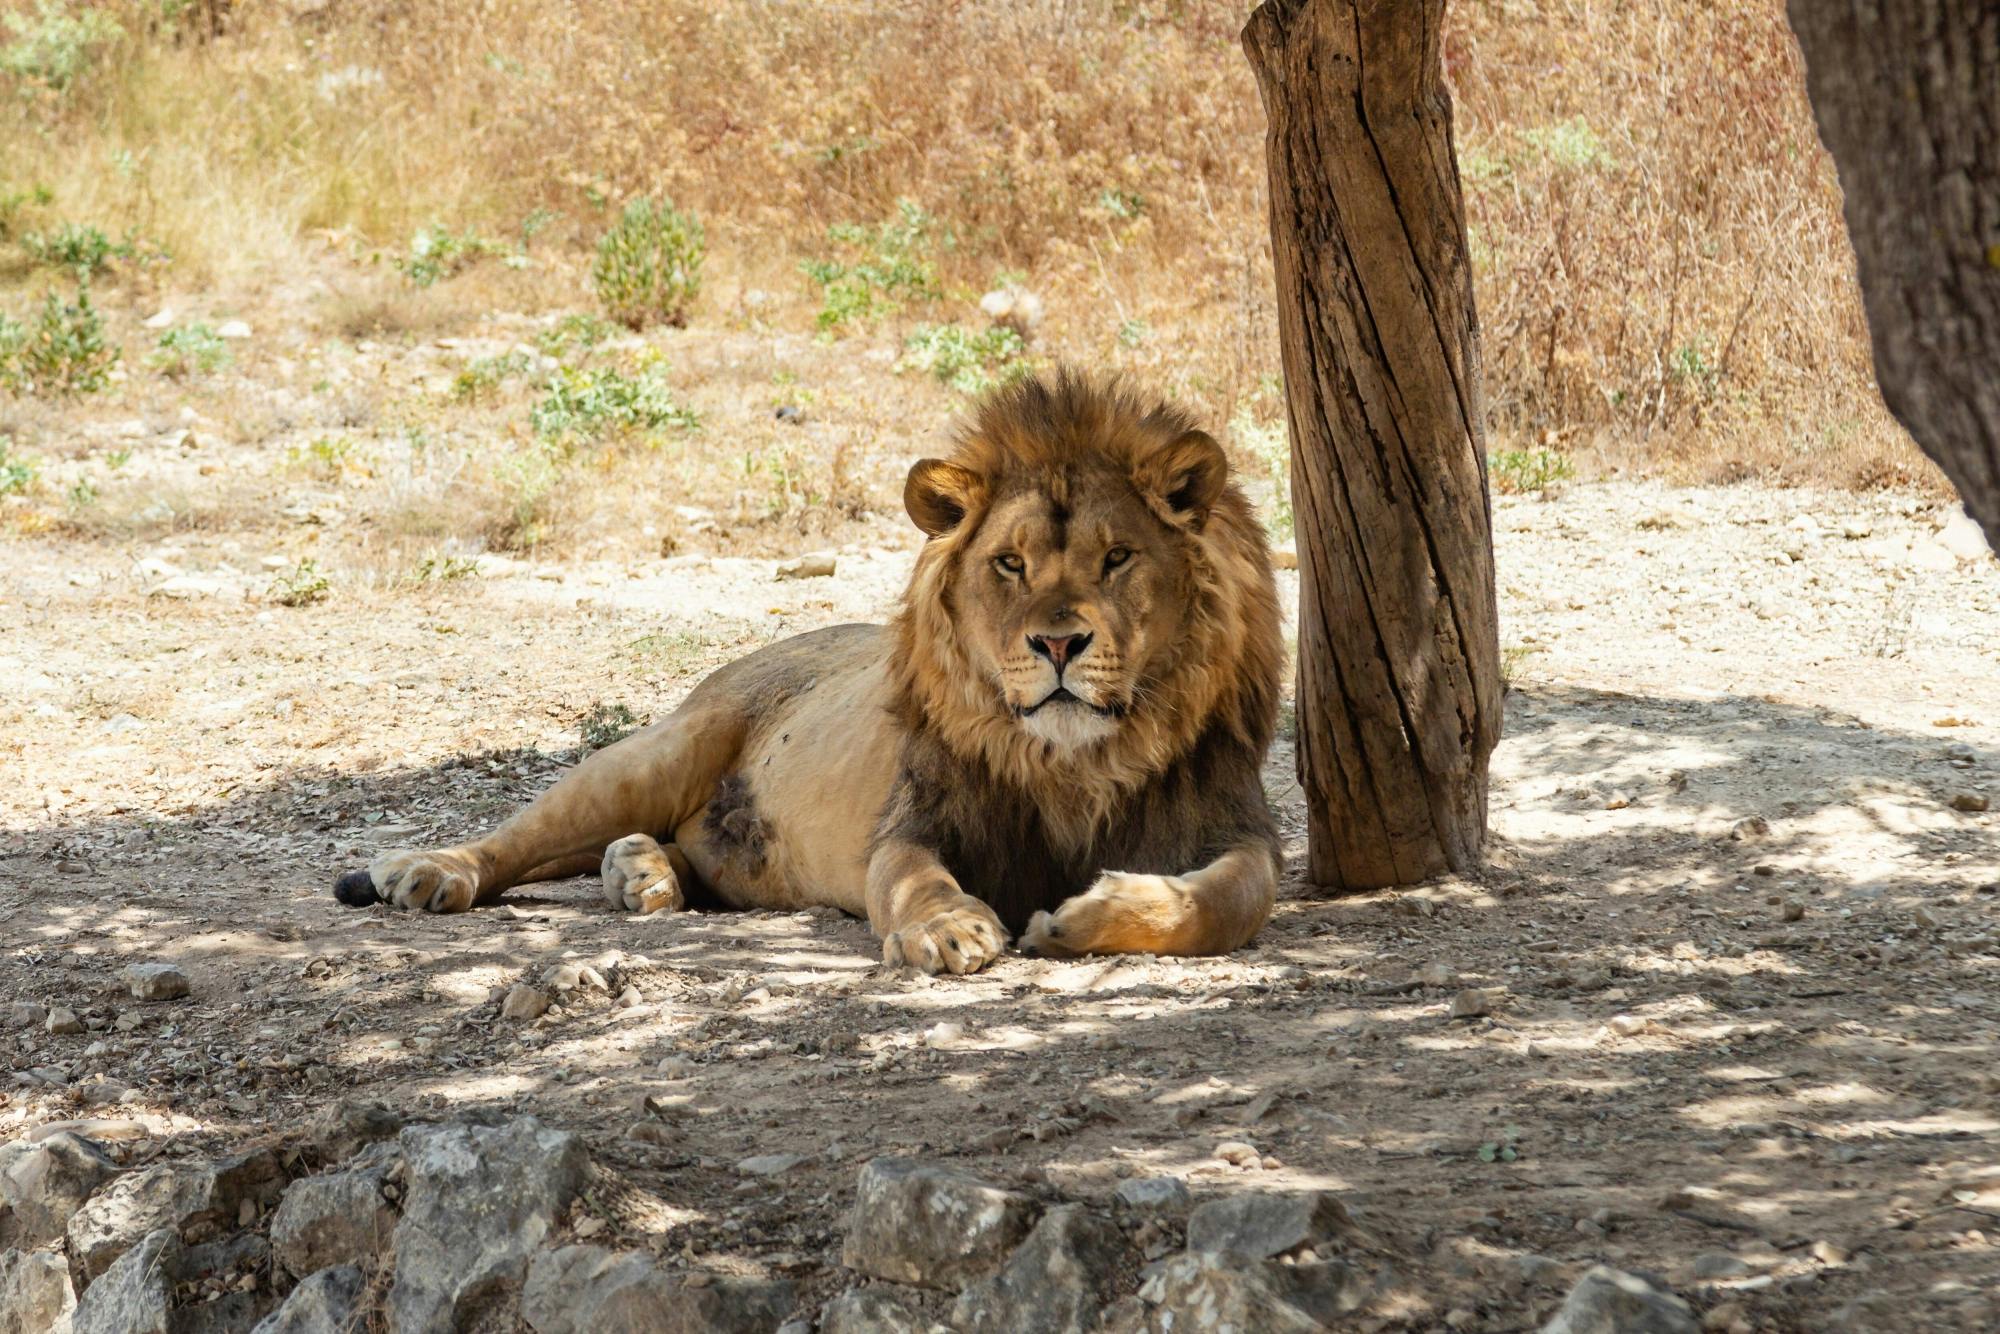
[1788,1,2000,547]
[1242,0,1501,891]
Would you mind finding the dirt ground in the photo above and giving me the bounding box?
[3,309,1998,1331]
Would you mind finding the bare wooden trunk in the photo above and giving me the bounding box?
[1242,0,1501,891]
[1788,1,2000,547]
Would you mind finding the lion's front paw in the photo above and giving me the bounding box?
[881,902,1008,975]
[1020,870,1192,958]
[342,848,484,913]
[600,833,686,915]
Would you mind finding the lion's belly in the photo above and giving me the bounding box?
[674,664,899,915]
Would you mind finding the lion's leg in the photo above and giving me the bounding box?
[867,839,1009,976]
[599,833,694,915]
[1019,844,1278,959]
[333,705,744,913]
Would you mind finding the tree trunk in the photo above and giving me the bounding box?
[1242,0,1502,891]
[1788,1,2000,548]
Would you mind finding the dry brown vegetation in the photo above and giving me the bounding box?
[0,0,1931,508]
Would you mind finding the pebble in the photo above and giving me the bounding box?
[736,1153,808,1177]
[6,1001,48,1028]
[46,1007,84,1035]
[923,1021,964,1049]
[1778,900,1805,922]
[218,319,253,339]
[1609,1013,1651,1037]
[1950,792,1990,812]
[1415,961,1457,988]
[1692,1252,1751,1279]
[501,985,551,1021]
[119,962,191,1001]
[614,985,642,1009]
[1214,1140,1261,1167]
[1809,1240,1849,1266]
[1448,987,1496,1019]
[775,553,837,580]
[1728,816,1770,841]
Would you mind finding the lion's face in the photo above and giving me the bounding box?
[900,379,1239,756]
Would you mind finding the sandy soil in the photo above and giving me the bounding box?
[3,321,1998,1331]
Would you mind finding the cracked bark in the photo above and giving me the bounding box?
[1788,1,2000,547]
[1243,0,1501,891]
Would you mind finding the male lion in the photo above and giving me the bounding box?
[333,371,1284,973]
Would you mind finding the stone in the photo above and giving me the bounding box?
[819,1287,943,1334]
[1415,961,1458,988]
[4,1002,46,1029]
[502,985,551,1021]
[250,1264,364,1334]
[1134,1250,1326,1333]
[1214,1141,1260,1168]
[775,553,837,580]
[1542,1265,1697,1334]
[0,1131,121,1247]
[842,1157,1039,1290]
[1691,1252,1750,1279]
[46,1008,84,1036]
[0,1247,75,1334]
[1950,792,1990,813]
[119,963,191,1001]
[388,1116,588,1333]
[1114,1177,1191,1212]
[1186,1190,1359,1260]
[1449,988,1497,1019]
[217,320,253,339]
[737,1153,808,1177]
[1937,508,1993,563]
[521,1245,796,1334]
[306,1099,403,1162]
[270,1148,396,1279]
[952,1204,1134,1334]
[71,1226,178,1334]
[66,1147,283,1286]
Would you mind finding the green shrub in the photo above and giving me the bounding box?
[451,349,534,400]
[592,197,705,328]
[0,437,36,495]
[1,2,122,95]
[531,360,698,444]
[0,184,53,240]
[534,312,614,359]
[800,200,944,334]
[23,222,130,277]
[268,558,331,607]
[147,322,230,377]
[896,323,1030,396]
[394,223,501,288]
[1488,447,1576,496]
[4,286,117,396]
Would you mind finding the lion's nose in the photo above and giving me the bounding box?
[1027,632,1092,671]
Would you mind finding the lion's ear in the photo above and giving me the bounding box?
[904,459,986,538]
[1138,429,1229,525]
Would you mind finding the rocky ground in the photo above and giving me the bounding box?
[2,304,1999,1331]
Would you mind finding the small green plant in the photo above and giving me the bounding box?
[800,200,945,335]
[1476,1125,1524,1165]
[1096,188,1146,221]
[268,558,331,607]
[287,435,360,480]
[1669,334,1720,398]
[896,323,1030,396]
[0,438,37,495]
[23,222,130,278]
[1519,117,1612,172]
[66,476,96,507]
[592,197,705,329]
[1116,319,1148,349]
[412,550,479,582]
[531,360,699,444]
[577,701,644,752]
[0,183,53,239]
[104,446,129,471]
[5,286,117,396]
[451,350,535,401]
[394,223,501,288]
[534,312,614,359]
[494,441,561,550]
[147,322,230,377]
[1230,403,1293,540]
[1,2,123,95]
[1488,447,1576,497]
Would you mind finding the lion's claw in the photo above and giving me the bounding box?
[882,904,1007,975]
[601,833,686,915]
[342,849,482,914]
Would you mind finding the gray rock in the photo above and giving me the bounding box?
[1133,1250,1325,1333]
[521,1245,795,1333]
[67,1148,284,1286]
[4,1002,47,1030]
[0,1131,121,1247]
[250,1265,365,1334]
[1185,1190,1358,1260]
[951,1204,1134,1334]
[500,985,550,1021]
[72,1226,179,1334]
[1113,1177,1190,1212]
[842,1157,1038,1290]
[0,1247,76,1334]
[270,1148,396,1279]
[387,1116,588,1333]
[305,1100,403,1162]
[818,1287,943,1334]
[1542,1265,1698,1334]
[120,963,191,1002]
[46,1009,84,1036]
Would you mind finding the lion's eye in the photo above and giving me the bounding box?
[1103,547,1132,573]
[993,554,1026,576]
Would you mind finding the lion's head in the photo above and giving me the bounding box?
[891,371,1283,840]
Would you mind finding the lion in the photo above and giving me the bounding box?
[332,371,1285,973]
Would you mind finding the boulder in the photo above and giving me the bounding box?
[1112,1177,1190,1212]
[305,1100,403,1163]
[818,1286,945,1334]
[270,1146,396,1279]
[0,1247,76,1334]
[841,1157,1038,1290]
[67,1148,284,1286]
[120,963,192,1002]
[522,1244,796,1333]
[0,1131,121,1247]
[71,1226,179,1334]
[1132,1250,1326,1333]
[1185,1190,1358,1260]
[386,1116,588,1333]
[952,1205,1133,1334]
[249,1265,365,1334]
[1541,1265,1697,1334]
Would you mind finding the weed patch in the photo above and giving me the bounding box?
[593,197,704,328]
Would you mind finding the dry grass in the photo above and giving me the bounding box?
[0,0,1934,512]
